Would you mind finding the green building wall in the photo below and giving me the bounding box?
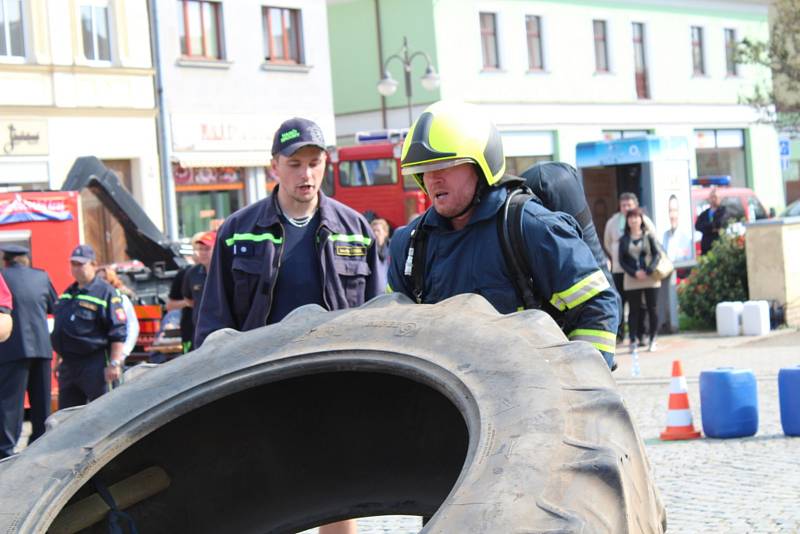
[327,0,441,121]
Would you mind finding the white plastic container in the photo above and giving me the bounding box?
[716,301,743,337]
[742,300,770,336]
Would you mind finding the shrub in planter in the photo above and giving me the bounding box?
[678,233,748,329]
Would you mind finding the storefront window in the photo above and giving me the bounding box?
[174,165,244,237]
[695,129,747,187]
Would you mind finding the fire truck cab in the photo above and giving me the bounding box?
[324,130,430,229]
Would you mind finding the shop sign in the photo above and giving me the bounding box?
[1,120,49,156]
[173,165,242,185]
[171,114,273,152]
[0,193,73,225]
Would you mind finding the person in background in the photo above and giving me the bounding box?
[618,208,661,353]
[97,266,140,367]
[0,246,53,459]
[51,245,127,408]
[182,231,216,351]
[695,186,730,255]
[0,272,11,342]
[370,218,391,291]
[167,237,203,353]
[603,192,655,344]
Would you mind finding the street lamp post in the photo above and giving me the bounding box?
[377,36,440,126]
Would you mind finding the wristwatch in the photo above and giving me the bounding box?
[109,359,122,368]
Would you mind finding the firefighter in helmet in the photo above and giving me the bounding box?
[387,101,619,369]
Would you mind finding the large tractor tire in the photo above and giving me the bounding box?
[0,294,665,533]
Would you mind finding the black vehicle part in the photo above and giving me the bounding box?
[61,156,185,272]
[0,294,665,533]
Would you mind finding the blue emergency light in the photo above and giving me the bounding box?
[355,129,408,144]
[692,176,731,187]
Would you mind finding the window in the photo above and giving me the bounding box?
[0,0,24,58]
[602,130,651,140]
[691,26,705,75]
[526,15,543,71]
[632,22,649,99]
[695,129,748,187]
[339,159,397,187]
[263,6,303,64]
[177,0,223,59]
[80,3,110,62]
[480,12,499,69]
[593,20,609,73]
[725,28,738,76]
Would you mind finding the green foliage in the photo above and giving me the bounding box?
[678,234,748,329]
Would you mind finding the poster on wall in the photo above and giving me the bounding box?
[650,160,695,266]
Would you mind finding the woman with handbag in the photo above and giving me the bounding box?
[618,208,662,353]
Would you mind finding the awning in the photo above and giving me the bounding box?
[171,151,270,168]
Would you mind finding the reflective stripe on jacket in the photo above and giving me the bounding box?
[194,189,381,348]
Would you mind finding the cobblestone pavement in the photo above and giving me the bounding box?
[617,328,800,533]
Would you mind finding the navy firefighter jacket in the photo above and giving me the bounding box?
[388,186,619,368]
[51,276,128,357]
[194,189,382,347]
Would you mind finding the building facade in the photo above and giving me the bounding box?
[0,0,162,227]
[156,0,337,238]
[327,0,786,211]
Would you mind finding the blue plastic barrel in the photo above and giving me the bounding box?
[699,368,758,438]
[778,366,800,436]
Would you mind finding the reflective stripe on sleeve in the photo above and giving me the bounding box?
[77,294,108,308]
[328,233,373,246]
[224,232,283,247]
[568,328,616,354]
[59,293,73,300]
[550,270,610,311]
[385,284,394,294]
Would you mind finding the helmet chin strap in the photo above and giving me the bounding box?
[446,180,487,221]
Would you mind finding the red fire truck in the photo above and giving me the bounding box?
[325,130,430,229]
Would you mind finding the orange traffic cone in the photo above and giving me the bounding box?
[660,360,702,440]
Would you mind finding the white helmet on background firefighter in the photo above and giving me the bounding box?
[400,101,506,193]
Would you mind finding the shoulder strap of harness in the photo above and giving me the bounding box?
[405,211,429,303]
[497,185,541,310]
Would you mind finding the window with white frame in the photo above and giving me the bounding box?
[0,0,25,58]
[691,26,705,75]
[177,0,223,59]
[525,15,543,71]
[80,2,111,62]
[480,12,499,69]
[593,20,609,73]
[263,6,303,64]
[725,28,738,76]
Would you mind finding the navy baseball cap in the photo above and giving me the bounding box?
[0,244,29,256]
[271,117,326,157]
[70,244,96,264]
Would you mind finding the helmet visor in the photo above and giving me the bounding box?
[400,157,474,177]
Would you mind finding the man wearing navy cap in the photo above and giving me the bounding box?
[0,244,56,458]
[51,244,127,408]
[195,117,381,347]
